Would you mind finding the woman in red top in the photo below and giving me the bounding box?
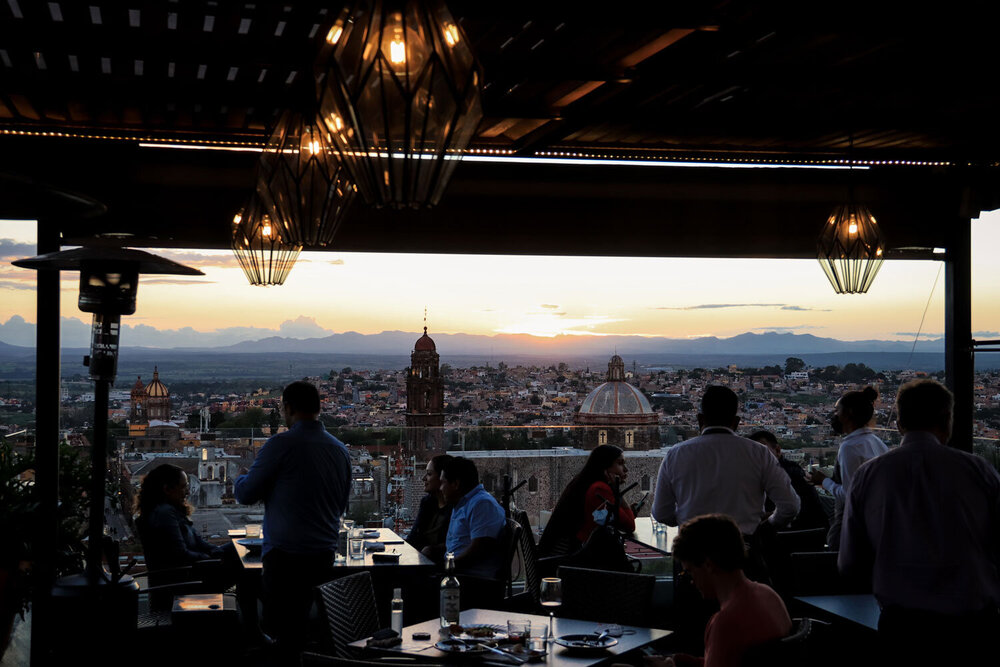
[538,445,636,557]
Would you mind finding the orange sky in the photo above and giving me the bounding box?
[1,211,998,343]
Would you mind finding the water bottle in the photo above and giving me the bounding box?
[391,587,404,635]
[440,552,460,627]
[336,517,348,562]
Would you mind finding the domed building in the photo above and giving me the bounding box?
[144,367,171,421]
[405,327,444,454]
[575,355,660,449]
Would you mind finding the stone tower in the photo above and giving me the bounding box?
[405,327,444,455]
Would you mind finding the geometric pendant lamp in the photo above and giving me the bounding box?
[317,0,483,209]
[256,106,357,248]
[231,193,303,286]
[816,202,886,294]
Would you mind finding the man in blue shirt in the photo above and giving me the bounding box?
[440,457,506,578]
[234,381,350,652]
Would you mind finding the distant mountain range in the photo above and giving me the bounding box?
[0,327,947,358]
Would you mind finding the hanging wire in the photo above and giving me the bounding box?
[884,263,944,430]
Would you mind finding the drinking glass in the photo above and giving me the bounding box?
[348,528,365,560]
[527,624,549,652]
[506,620,530,644]
[540,577,562,642]
[245,523,262,538]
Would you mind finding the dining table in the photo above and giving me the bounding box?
[627,517,677,554]
[794,594,880,632]
[231,527,435,572]
[350,607,672,667]
[232,526,437,626]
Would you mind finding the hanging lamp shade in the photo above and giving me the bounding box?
[231,193,303,286]
[817,203,886,294]
[256,106,357,247]
[317,0,483,208]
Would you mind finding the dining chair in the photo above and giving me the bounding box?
[555,565,656,627]
[741,617,816,666]
[316,571,381,658]
[504,510,541,611]
[300,653,442,667]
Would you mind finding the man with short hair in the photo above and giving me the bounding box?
[653,386,800,535]
[749,430,829,532]
[840,378,1000,662]
[645,514,792,667]
[439,456,506,578]
[234,380,351,651]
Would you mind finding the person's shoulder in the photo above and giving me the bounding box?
[586,480,613,494]
[147,503,182,524]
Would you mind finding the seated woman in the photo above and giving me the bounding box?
[647,514,792,667]
[135,463,236,587]
[538,445,636,559]
[407,454,454,553]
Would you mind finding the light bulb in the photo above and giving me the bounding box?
[848,223,858,234]
[233,212,242,225]
[262,223,272,238]
[390,36,406,65]
[444,23,459,46]
[327,24,343,45]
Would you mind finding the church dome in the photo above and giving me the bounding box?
[145,367,169,398]
[414,327,436,352]
[579,381,654,415]
[578,354,654,415]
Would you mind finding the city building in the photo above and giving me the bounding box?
[575,355,661,450]
[405,327,445,455]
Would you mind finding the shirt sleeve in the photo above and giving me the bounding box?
[761,450,800,527]
[652,455,678,526]
[468,498,505,541]
[838,466,874,583]
[233,437,282,505]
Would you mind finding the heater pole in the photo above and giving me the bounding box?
[86,377,110,583]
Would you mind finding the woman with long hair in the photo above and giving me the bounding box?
[135,463,225,570]
[538,444,636,557]
[407,453,454,553]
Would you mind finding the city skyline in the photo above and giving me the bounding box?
[1,211,998,345]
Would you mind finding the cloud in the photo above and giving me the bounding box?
[780,305,832,312]
[893,332,944,338]
[150,249,241,269]
[973,330,1000,338]
[654,303,787,310]
[0,239,36,260]
[0,279,36,291]
[140,278,217,286]
[328,259,345,265]
[278,316,332,339]
[540,304,559,309]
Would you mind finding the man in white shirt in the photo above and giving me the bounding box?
[652,386,800,535]
[806,386,887,549]
[652,385,799,650]
[839,379,1000,663]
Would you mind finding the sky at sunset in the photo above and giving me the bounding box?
[1,211,998,346]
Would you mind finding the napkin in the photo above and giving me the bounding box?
[362,529,381,538]
[364,540,385,551]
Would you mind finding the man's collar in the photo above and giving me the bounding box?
[455,483,484,507]
[900,430,945,447]
[700,426,736,436]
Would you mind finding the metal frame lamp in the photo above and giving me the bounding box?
[256,104,358,248]
[317,0,483,208]
[12,247,202,589]
[231,193,303,286]
[816,202,886,294]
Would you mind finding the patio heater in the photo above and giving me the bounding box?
[12,247,202,647]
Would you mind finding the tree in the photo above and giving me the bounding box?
[341,367,352,375]
[785,357,806,374]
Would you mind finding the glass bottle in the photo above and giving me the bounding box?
[391,587,404,635]
[440,552,460,627]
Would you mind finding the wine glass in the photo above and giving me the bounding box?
[540,577,562,642]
